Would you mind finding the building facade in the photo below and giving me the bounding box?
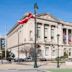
[7,13,72,60]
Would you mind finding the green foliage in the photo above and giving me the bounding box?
[0,48,5,59]
[49,69,72,72]
[55,52,68,61]
[0,49,15,60]
[64,52,68,58]
[6,51,15,60]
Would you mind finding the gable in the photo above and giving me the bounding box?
[37,13,59,21]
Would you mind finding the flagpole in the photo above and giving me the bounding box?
[34,3,38,68]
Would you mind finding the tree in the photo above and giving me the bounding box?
[6,51,15,60]
[55,52,68,61]
[29,47,42,60]
[64,51,68,58]
[0,49,15,60]
[24,47,30,58]
[29,48,34,60]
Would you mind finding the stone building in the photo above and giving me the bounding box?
[7,13,72,60]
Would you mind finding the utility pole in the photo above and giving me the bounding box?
[34,3,38,68]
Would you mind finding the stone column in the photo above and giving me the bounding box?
[48,25,51,42]
[58,24,63,45]
[41,23,44,42]
[48,25,52,59]
[54,26,57,43]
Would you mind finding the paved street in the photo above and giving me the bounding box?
[0,61,72,72]
[0,61,59,69]
[0,69,50,72]
[0,61,72,69]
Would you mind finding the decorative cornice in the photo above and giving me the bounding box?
[7,42,72,49]
[7,13,72,35]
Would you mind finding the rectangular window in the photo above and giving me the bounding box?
[52,50,55,56]
[68,29,72,44]
[29,30,33,41]
[45,47,49,56]
[64,48,66,51]
[51,25,55,40]
[69,52,71,56]
[37,23,42,38]
[64,48,67,56]
[63,28,66,44]
[69,48,71,56]
[44,24,49,41]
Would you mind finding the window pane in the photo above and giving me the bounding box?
[44,24,49,38]
[45,47,49,56]
[37,23,42,38]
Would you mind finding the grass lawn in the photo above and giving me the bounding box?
[48,69,72,72]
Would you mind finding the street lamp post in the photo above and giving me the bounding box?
[57,34,60,68]
[34,3,38,68]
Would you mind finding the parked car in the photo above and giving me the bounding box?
[39,58,47,61]
[14,58,25,62]
[24,57,33,62]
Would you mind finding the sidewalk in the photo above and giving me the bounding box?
[0,61,72,70]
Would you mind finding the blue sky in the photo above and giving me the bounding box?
[0,0,72,35]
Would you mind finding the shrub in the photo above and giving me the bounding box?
[64,52,68,58]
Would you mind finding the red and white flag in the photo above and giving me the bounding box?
[18,13,34,24]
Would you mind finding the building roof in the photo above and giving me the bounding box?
[7,23,19,35]
[37,13,60,21]
[7,13,28,35]
[7,13,72,35]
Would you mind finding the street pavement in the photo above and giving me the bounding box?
[0,60,51,72]
[0,69,50,72]
[0,60,72,72]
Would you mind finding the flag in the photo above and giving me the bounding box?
[18,13,34,24]
[27,13,34,19]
